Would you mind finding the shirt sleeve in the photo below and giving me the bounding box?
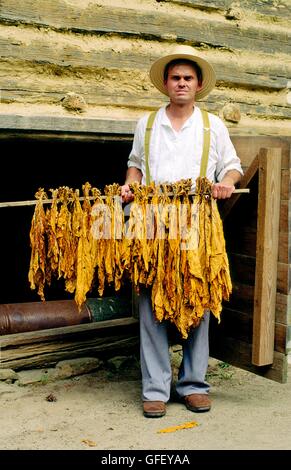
[127,116,146,170]
[214,119,244,182]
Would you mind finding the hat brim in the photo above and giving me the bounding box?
[149,53,216,100]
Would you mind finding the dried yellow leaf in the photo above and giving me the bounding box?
[157,421,199,434]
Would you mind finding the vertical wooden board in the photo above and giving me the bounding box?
[252,148,282,366]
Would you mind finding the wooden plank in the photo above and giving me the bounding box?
[0,114,137,136]
[162,0,291,20]
[230,253,290,295]
[0,115,290,144]
[209,333,287,383]
[0,35,288,91]
[221,307,287,354]
[0,334,139,370]
[277,262,291,295]
[0,317,139,347]
[229,253,256,284]
[278,232,290,264]
[252,148,282,366]
[1,70,291,120]
[276,292,291,325]
[226,228,288,262]
[280,169,290,200]
[0,1,290,55]
[279,199,290,233]
[227,283,289,325]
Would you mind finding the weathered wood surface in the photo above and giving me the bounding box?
[0,1,290,55]
[218,307,287,354]
[0,114,137,136]
[0,114,289,139]
[225,225,288,263]
[209,332,287,383]
[1,74,291,121]
[163,0,291,19]
[229,283,290,325]
[0,317,139,370]
[0,317,138,347]
[230,253,290,295]
[0,34,288,91]
[252,148,281,366]
[0,335,139,370]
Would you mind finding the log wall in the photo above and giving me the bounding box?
[0,0,290,136]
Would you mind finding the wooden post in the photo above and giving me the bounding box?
[252,147,282,366]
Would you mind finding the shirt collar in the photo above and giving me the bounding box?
[160,105,200,130]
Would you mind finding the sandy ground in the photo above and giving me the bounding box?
[0,357,291,451]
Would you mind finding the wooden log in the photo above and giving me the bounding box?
[1,75,291,121]
[0,317,138,348]
[0,317,139,370]
[0,114,137,136]
[0,34,288,91]
[252,148,281,366]
[0,335,139,370]
[162,0,291,20]
[0,1,290,55]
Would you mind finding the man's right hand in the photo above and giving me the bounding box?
[121,184,134,203]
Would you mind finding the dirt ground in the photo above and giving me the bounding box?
[0,357,291,451]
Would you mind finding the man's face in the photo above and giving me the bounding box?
[164,63,202,105]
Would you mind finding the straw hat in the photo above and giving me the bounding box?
[149,45,216,100]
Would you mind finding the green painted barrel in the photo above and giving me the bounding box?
[86,296,132,322]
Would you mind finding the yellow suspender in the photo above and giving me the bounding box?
[200,109,210,178]
[144,109,210,184]
[144,111,158,185]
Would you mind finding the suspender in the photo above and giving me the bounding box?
[144,108,210,185]
[144,110,158,186]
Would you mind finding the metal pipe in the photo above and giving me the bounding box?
[0,300,92,335]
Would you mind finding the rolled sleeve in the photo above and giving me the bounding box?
[127,116,147,170]
[215,120,243,182]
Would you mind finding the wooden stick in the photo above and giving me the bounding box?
[0,188,250,208]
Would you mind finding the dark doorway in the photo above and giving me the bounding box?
[0,135,132,304]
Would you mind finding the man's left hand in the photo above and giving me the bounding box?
[212,182,235,199]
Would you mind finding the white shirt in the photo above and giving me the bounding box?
[128,106,243,187]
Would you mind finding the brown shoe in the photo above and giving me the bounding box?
[184,394,211,412]
[143,401,166,418]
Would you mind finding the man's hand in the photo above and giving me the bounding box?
[212,182,235,199]
[212,170,242,199]
[120,167,142,203]
[121,184,134,203]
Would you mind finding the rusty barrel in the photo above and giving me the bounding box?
[0,300,92,335]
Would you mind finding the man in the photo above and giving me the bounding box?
[121,45,243,418]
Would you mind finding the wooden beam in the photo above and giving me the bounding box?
[0,1,290,55]
[252,147,282,366]
[0,317,138,348]
[0,34,288,91]
[162,0,291,20]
